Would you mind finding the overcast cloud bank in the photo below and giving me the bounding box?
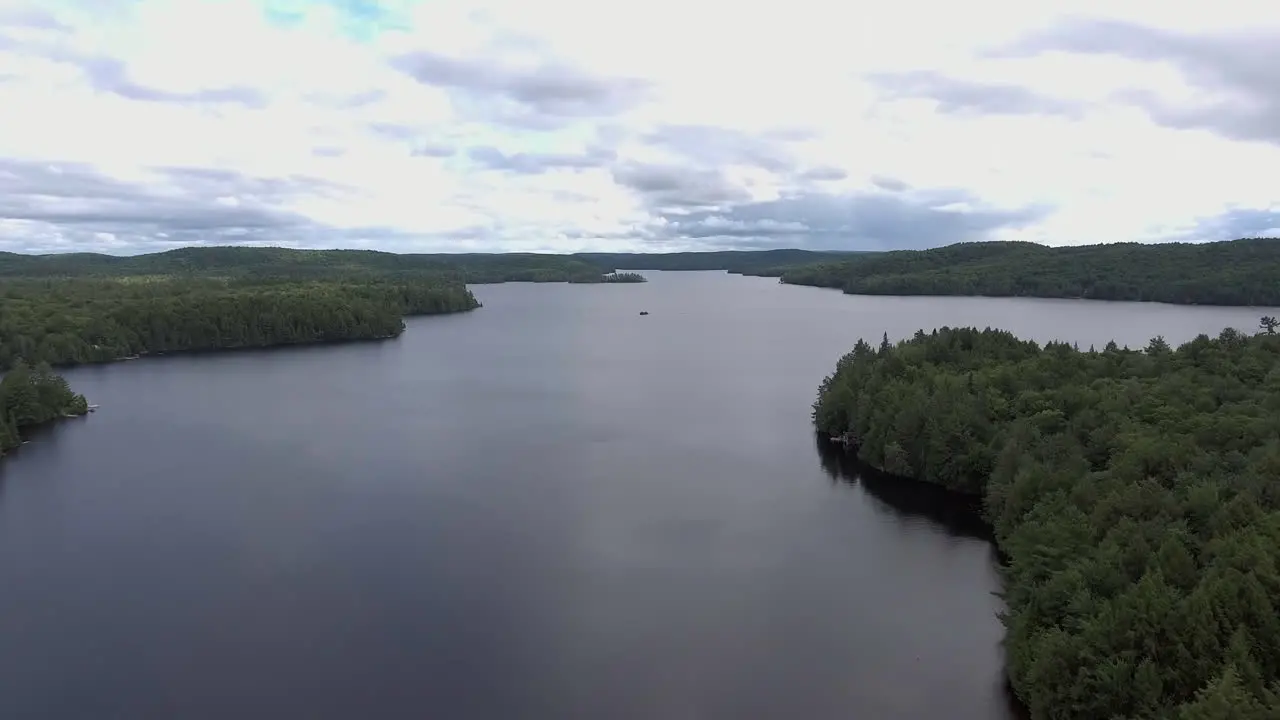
[1,0,1278,254]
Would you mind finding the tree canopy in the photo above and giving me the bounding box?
[0,245,870,370]
[0,360,89,456]
[813,324,1280,719]
[0,245,858,283]
[0,246,615,284]
[0,275,480,371]
[0,245,683,371]
[780,238,1280,306]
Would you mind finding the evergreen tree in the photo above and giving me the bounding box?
[814,327,1280,718]
[0,360,87,458]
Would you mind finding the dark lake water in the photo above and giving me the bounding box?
[0,272,1271,719]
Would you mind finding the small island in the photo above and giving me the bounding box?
[812,322,1280,718]
[0,360,90,457]
[602,272,647,283]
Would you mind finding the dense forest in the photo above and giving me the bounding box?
[0,245,859,370]
[0,246,679,371]
[0,246,853,283]
[0,275,479,371]
[11,239,1280,307]
[812,324,1280,718]
[0,246,619,284]
[0,360,89,457]
[779,238,1280,306]
[0,246,860,281]
[0,247,498,370]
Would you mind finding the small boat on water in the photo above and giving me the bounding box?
[87,404,99,412]
[639,311,649,316]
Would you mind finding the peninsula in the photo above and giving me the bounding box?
[0,360,90,458]
[813,325,1280,717]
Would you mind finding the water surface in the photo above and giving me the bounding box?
[1,272,1269,719]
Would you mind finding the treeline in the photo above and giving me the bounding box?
[0,245,868,284]
[813,325,1280,718]
[0,360,89,456]
[7,243,859,372]
[780,238,1280,306]
[0,246,617,284]
[0,276,479,371]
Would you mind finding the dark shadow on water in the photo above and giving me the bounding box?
[813,433,994,543]
[14,416,81,448]
[814,433,1030,720]
[52,334,407,373]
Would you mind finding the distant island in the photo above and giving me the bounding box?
[772,237,1280,306]
[0,360,90,458]
[813,325,1280,718]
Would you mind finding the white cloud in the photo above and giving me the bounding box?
[1,0,1278,254]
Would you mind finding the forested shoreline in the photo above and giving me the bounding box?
[0,247,667,372]
[0,276,480,371]
[0,246,619,284]
[779,237,1280,306]
[0,246,854,282]
[0,360,90,458]
[0,246,736,371]
[812,325,1280,718]
[9,238,1280,308]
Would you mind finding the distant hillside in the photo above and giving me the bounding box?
[0,246,859,283]
[778,238,1280,306]
[13,240,1275,306]
[0,247,611,284]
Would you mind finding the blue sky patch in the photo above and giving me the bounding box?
[261,0,411,40]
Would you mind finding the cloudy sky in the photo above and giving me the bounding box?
[1,0,1278,255]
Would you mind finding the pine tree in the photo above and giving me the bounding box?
[1176,665,1268,719]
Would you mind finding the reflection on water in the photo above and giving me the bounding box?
[814,433,1029,719]
[813,433,993,542]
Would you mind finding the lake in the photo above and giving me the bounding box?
[0,271,1270,720]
